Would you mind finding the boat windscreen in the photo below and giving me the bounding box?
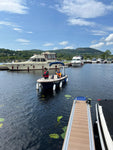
[49,62,64,66]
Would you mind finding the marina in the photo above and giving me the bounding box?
[0,64,113,149]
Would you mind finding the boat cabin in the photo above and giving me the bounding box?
[29,52,56,62]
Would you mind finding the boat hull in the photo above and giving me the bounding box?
[96,100,113,150]
[5,63,60,71]
[37,75,68,90]
[71,63,83,67]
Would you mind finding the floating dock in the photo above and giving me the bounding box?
[62,97,95,150]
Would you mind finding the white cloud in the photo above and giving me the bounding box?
[43,43,54,46]
[105,33,113,42]
[68,18,95,26]
[64,46,74,49]
[27,31,33,34]
[16,38,30,45]
[56,0,113,19]
[91,30,107,36]
[0,0,28,14]
[0,21,17,27]
[90,42,104,49]
[104,26,113,32]
[13,27,22,32]
[16,38,30,43]
[106,42,113,46]
[40,3,46,7]
[59,41,68,45]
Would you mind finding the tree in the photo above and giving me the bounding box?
[101,50,111,59]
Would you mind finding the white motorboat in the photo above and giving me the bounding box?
[5,52,59,71]
[92,58,97,64]
[36,62,68,91]
[71,56,84,67]
[96,99,113,150]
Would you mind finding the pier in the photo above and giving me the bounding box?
[62,97,95,150]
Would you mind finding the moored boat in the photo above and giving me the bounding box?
[71,56,84,67]
[95,99,113,150]
[5,52,59,71]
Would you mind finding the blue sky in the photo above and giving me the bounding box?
[0,0,113,53]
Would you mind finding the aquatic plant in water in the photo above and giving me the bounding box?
[49,116,67,139]
[0,118,4,128]
[61,126,67,139]
[49,134,59,139]
[57,116,63,123]
[0,118,4,122]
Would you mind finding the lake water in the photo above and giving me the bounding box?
[0,64,113,150]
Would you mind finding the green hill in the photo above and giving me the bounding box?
[0,47,104,62]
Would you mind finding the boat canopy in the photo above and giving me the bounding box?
[49,62,64,66]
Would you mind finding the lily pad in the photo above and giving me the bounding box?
[0,123,3,128]
[61,132,65,139]
[65,95,72,98]
[88,98,92,100]
[57,116,63,123]
[49,134,59,139]
[0,118,4,122]
[62,126,67,132]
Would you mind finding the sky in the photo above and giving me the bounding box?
[0,0,113,53]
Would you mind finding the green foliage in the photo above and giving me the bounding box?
[1,47,113,62]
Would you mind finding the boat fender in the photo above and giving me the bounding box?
[66,78,68,82]
[36,83,39,90]
[60,81,62,88]
[53,84,56,91]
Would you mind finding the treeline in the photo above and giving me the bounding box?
[0,48,112,62]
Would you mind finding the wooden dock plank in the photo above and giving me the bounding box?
[67,100,90,150]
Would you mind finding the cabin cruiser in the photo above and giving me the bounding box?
[96,99,113,150]
[5,52,59,71]
[71,56,84,67]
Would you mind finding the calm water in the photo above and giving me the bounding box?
[0,64,113,150]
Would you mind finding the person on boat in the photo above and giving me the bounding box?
[43,68,49,79]
[56,68,61,78]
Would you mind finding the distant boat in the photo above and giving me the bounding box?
[71,56,84,67]
[92,58,97,64]
[96,99,113,150]
[103,58,111,64]
[5,52,59,71]
[36,62,68,91]
[97,58,102,63]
